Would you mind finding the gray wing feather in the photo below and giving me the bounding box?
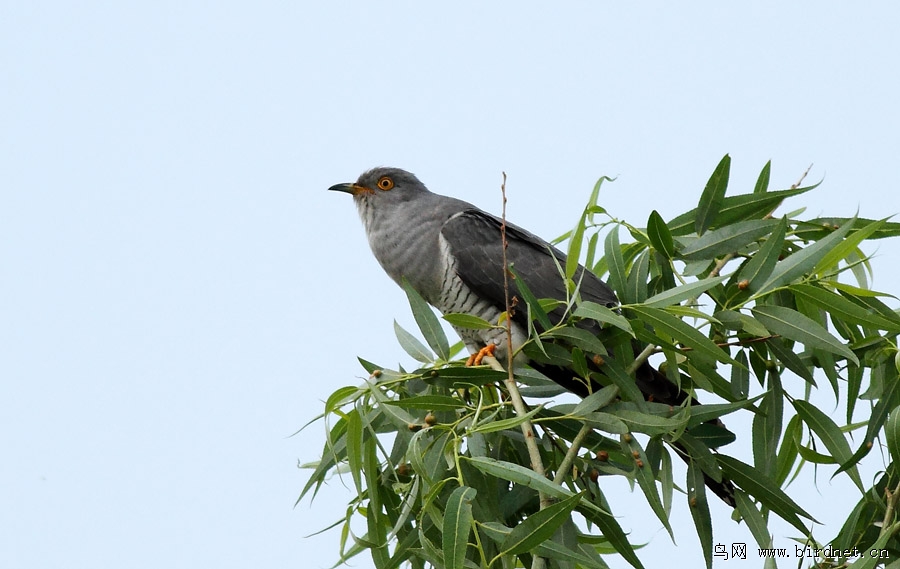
[440,209,617,330]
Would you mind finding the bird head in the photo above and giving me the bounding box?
[328,167,429,206]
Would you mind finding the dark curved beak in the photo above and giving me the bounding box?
[328,182,361,195]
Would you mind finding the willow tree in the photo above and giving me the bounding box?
[301,156,900,569]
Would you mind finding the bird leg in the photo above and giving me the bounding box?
[465,343,497,366]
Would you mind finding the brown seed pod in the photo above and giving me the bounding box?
[424,413,437,426]
[635,459,644,468]
[408,423,422,432]
[589,469,599,482]
[623,433,633,443]
[737,279,750,290]
[596,450,609,462]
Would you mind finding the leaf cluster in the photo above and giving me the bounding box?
[302,156,900,569]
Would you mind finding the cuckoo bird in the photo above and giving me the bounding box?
[330,166,736,506]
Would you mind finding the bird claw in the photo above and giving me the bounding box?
[466,344,497,366]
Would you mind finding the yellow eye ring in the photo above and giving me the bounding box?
[376,176,394,191]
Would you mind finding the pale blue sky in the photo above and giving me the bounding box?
[3,2,900,568]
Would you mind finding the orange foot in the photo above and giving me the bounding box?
[465,344,497,366]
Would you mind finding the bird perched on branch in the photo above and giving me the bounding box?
[329,166,735,506]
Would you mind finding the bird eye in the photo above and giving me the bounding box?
[376,176,394,191]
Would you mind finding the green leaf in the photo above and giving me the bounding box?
[621,434,672,536]
[386,395,467,411]
[572,385,620,416]
[647,210,676,259]
[752,305,859,365]
[753,220,855,296]
[642,276,728,308]
[792,400,864,491]
[393,320,433,363]
[687,461,713,569]
[812,217,887,274]
[574,301,634,336]
[508,265,552,331]
[717,455,818,535]
[847,522,900,569]
[626,249,650,304]
[443,486,476,569]
[544,326,607,355]
[790,284,900,332]
[680,219,780,261]
[465,456,578,502]
[596,358,648,411]
[884,407,900,466]
[629,305,735,365]
[685,396,762,428]
[754,160,771,194]
[733,491,772,549]
[499,492,582,555]
[695,154,731,235]
[604,226,627,300]
[472,403,544,434]
[616,408,689,436]
[403,278,450,360]
[752,374,783,479]
[737,216,787,293]
[346,409,364,494]
[668,185,816,236]
[442,313,496,330]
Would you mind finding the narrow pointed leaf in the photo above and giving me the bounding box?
[647,210,676,259]
[687,461,713,569]
[499,492,582,555]
[695,154,731,235]
[754,220,855,295]
[572,385,620,416]
[403,278,449,360]
[508,265,552,330]
[574,301,634,336]
[754,160,771,194]
[346,409,364,494]
[643,276,728,308]
[443,486,476,569]
[629,305,735,365]
[790,284,900,332]
[604,226,627,300]
[738,216,787,292]
[394,320,433,363]
[752,305,859,365]
[442,313,495,330]
[622,434,672,536]
[717,455,818,535]
[887,408,900,471]
[792,400,864,491]
[668,185,816,236]
[734,491,772,549]
[680,219,779,261]
[812,218,886,274]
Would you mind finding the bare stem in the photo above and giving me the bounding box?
[626,343,657,376]
[497,172,549,504]
[881,477,900,538]
[553,424,593,485]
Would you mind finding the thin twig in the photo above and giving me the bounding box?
[496,172,550,503]
[495,172,550,569]
[881,477,900,538]
[791,164,813,189]
[626,343,657,376]
[553,424,593,485]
